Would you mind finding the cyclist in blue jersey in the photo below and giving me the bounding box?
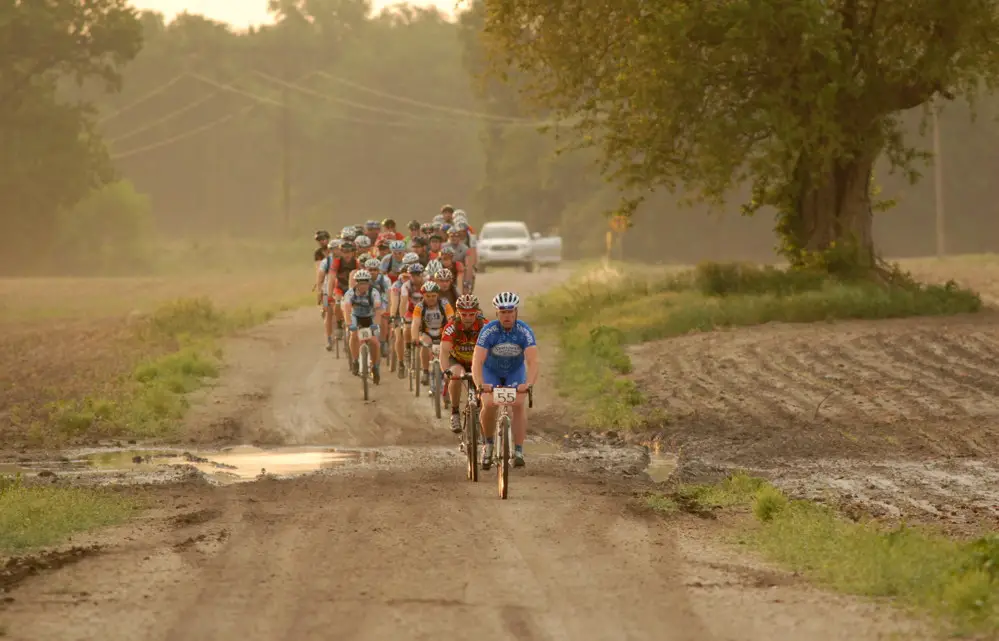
[472,291,539,469]
[342,270,383,382]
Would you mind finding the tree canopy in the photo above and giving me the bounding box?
[480,0,999,269]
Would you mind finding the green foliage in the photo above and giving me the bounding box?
[0,0,143,270]
[0,475,138,551]
[43,297,282,442]
[479,0,999,267]
[58,180,154,274]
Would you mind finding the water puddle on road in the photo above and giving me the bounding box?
[5,446,379,484]
[646,452,679,483]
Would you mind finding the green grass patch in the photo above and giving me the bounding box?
[0,474,138,552]
[533,261,981,430]
[43,297,292,441]
[646,474,999,636]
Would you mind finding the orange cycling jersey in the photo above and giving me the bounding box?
[441,314,486,364]
[412,300,455,337]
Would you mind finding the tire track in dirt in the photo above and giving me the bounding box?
[631,313,999,462]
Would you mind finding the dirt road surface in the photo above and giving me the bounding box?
[0,270,927,641]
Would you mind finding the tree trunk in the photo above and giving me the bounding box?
[790,152,877,268]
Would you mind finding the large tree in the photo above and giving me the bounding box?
[479,0,999,269]
[0,0,142,266]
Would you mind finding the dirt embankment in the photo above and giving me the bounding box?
[0,269,930,641]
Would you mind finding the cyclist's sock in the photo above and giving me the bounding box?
[423,369,429,375]
[451,407,459,415]
[486,438,494,445]
[514,444,524,453]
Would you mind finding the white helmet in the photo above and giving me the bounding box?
[364,258,381,270]
[426,259,443,276]
[402,252,420,265]
[436,268,453,281]
[355,235,372,248]
[327,239,342,249]
[354,269,372,282]
[492,291,520,310]
[389,240,406,252]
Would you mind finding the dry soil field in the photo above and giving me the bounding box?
[0,268,308,445]
[629,255,999,530]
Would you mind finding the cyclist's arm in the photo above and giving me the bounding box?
[343,300,354,324]
[440,339,453,370]
[389,287,400,317]
[314,261,327,295]
[524,345,539,387]
[471,345,487,390]
[444,302,455,321]
[409,315,421,342]
[373,292,383,325]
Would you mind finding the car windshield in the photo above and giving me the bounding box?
[480,225,529,240]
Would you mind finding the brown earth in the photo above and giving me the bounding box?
[0,268,305,446]
[0,269,929,641]
[629,299,999,529]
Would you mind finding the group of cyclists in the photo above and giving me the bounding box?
[312,205,539,468]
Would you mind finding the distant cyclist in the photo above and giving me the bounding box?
[381,218,405,241]
[472,291,538,469]
[441,294,487,433]
[342,269,383,382]
[410,281,455,387]
[381,240,408,283]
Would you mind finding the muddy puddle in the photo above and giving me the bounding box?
[3,445,380,485]
[646,452,679,483]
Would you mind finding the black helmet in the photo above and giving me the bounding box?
[441,204,454,214]
[341,242,356,252]
[382,218,396,228]
[407,219,421,231]
[411,237,428,248]
[314,229,330,241]
[429,233,443,241]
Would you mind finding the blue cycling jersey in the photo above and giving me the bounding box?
[475,319,537,375]
[343,287,381,318]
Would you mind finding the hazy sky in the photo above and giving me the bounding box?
[130,0,456,27]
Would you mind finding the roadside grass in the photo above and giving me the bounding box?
[0,474,138,552]
[645,473,999,636]
[32,297,301,444]
[533,261,982,430]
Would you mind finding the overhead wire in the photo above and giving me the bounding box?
[106,89,220,144]
[188,73,461,128]
[107,66,569,160]
[314,71,541,124]
[98,74,188,124]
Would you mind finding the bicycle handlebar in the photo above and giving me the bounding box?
[455,373,534,407]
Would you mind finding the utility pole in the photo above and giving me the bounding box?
[932,97,945,257]
[279,25,292,234]
[281,82,292,233]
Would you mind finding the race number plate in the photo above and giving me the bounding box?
[493,387,517,405]
[358,327,373,340]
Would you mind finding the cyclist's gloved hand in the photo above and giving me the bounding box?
[349,324,358,332]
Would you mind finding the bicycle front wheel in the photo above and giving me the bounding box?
[466,401,479,482]
[498,414,510,499]
[360,344,370,401]
[431,363,442,419]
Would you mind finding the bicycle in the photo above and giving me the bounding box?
[454,373,480,482]
[427,341,443,419]
[409,341,421,397]
[356,326,377,400]
[487,384,533,500]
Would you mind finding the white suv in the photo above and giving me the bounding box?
[476,221,537,272]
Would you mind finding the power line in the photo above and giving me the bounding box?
[106,90,220,144]
[315,71,540,124]
[251,70,460,122]
[110,107,251,160]
[98,74,188,124]
[189,73,461,128]
[109,73,464,160]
